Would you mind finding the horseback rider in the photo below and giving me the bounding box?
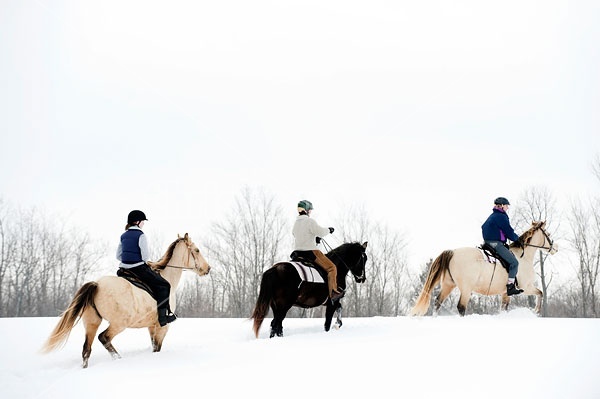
[481,197,524,296]
[291,200,344,301]
[116,210,177,326]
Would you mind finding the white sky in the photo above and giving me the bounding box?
[1,1,599,272]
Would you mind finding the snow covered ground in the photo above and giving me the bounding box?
[1,310,599,399]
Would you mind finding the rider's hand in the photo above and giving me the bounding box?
[315,237,322,244]
[329,227,334,234]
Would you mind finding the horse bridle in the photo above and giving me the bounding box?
[165,242,203,272]
[523,226,554,252]
[322,239,367,282]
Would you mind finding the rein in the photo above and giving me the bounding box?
[522,227,554,252]
[164,243,200,271]
[321,239,366,281]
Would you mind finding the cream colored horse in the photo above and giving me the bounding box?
[42,233,210,368]
[411,221,557,317]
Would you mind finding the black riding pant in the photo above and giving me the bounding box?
[125,264,171,310]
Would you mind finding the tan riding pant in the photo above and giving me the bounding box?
[312,250,338,296]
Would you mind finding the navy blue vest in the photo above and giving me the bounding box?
[120,229,144,264]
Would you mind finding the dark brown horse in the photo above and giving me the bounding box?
[251,241,368,338]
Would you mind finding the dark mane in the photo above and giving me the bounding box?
[149,237,185,270]
[327,242,363,258]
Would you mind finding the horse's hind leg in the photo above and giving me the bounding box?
[434,282,455,314]
[270,307,291,338]
[457,290,472,316]
[81,308,102,368]
[98,324,126,359]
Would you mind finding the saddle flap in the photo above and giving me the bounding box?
[478,244,510,272]
[117,268,157,299]
[289,261,326,284]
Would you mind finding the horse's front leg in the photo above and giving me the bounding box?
[334,303,343,329]
[522,286,543,315]
[148,325,169,352]
[501,293,510,311]
[324,300,342,331]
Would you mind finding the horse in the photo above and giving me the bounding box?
[411,221,557,317]
[251,241,368,338]
[42,233,210,368]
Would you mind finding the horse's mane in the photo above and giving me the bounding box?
[327,242,363,257]
[148,237,186,270]
[510,221,546,248]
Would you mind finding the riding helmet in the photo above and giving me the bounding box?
[297,200,314,211]
[494,197,510,206]
[127,210,148,224]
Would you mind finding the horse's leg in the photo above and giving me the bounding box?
[81,308,101,368]
[148,325,169,352]
[501,293,510,311]
[434,280,456,314]
[334,303,343,329]
[98,324,126,359]
[456,290,471,316]
[325,299,342,331]
[522,286,543,314]
[270,306,291,338]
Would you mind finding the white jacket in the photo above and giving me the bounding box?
[292,214,330,251]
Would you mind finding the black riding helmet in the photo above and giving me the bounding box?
[494,197,510,206]
[127,210,148,224]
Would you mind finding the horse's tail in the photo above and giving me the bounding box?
[251,268,275,338]
[411,250,454,316]
[41,281,98,353]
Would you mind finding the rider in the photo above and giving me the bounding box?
[481,197,524,296]
[116,210,177,326]
[292,200,344,301]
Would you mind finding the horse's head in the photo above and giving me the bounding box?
[517,221,558,255]
[178,233,211,276]
[151,233,211,275]
[334,241,368,283]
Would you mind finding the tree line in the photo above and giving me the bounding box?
[1,156,599,318]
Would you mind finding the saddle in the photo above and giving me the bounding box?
[289,251,327,283]
[478,243,511,273]
[117,268,157,299]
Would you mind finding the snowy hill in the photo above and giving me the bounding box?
[2,312,599,399]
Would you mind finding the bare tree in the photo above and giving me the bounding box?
[335,205,411,316]
[568,198,600,317]
[513,186,558,316]
[0,202,105,317]
[202,187,287,317]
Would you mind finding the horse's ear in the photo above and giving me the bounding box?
[184,233,189,241]
[362,241,368,249]
[177,234,181,239]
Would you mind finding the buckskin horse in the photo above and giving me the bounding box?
[42,233,210,367]
[251,241,368,338]
[411,221,557,316]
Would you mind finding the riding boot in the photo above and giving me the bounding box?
[158,308,177,327]
[330,288,345,301]
[506,282,524,296]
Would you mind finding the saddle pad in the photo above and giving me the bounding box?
[289,262,325,284]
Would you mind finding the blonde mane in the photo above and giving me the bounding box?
[148,237,186,270]
[510,221,546,248]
